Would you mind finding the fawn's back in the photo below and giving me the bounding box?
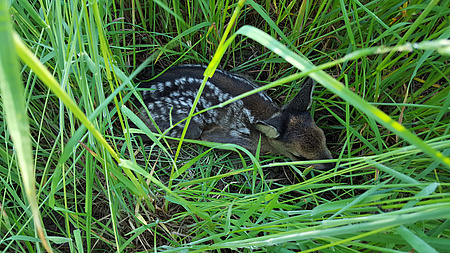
[138,65,334,169]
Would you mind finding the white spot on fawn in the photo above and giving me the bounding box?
[157,82,164,92]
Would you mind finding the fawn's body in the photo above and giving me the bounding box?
[138,65,334,169]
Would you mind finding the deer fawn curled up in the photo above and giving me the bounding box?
[138,65,335,170]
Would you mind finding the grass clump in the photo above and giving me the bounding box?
[1,0,450,252]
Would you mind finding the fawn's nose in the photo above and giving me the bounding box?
[310,149,335,170]
[314,161,336,170]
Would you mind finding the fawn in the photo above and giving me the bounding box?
[138,65,335,170]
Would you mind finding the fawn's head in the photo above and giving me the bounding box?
[255,78,335,170]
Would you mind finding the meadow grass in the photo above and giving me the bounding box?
[1,0,450,252]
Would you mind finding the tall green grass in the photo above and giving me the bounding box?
[1,0,449,252]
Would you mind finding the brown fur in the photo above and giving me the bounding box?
[138,65,335,170]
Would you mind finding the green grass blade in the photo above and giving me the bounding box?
[12,33,120,164]
[0,3,52,251]
[209,203,450,250]
[234,25,450,169]
[396,225,438,253]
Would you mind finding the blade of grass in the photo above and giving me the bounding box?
[0,3,52,252]
[396,225,438,253]
[173,0,246,172]
[13,33,121,163]
[377,0,440,72]
[233,26,450,169]
[206,203,450,250]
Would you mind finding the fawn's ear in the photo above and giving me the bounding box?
[255,113,283,139]
[283,78,316,112]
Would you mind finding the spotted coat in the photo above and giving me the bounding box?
[137,65,335,170]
